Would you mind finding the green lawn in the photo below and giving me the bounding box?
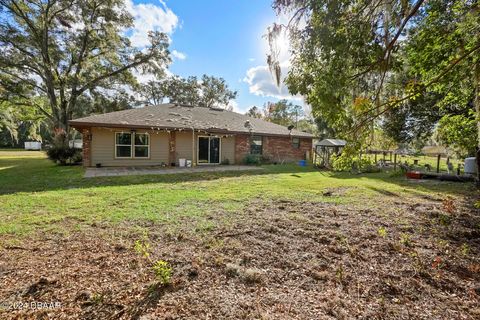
[0,150,475,236]
[1,150,479,319]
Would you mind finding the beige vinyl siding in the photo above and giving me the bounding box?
[175,131,195,164]
[221,136,235,164]
[91,127,169,166]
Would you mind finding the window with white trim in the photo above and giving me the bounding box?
[116,132,132,158]
[115,132,150,158]
[134,133,149,158]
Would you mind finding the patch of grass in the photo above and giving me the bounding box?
[377,227,387,238]
[460,243,470,256]
[0,151,475,236]
[400,233,413,247]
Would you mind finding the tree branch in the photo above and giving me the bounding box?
[0,69,47,93]
[351,0,426,80]
[76,54,154,96]
[351,41,480,133]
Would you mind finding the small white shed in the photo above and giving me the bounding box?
[24,141,42,150]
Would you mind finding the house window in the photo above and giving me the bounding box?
[134,133,149,158]
[292,137,300,149]
[250,136,263,155]
[115,132,150,158]
[116,132,132,158]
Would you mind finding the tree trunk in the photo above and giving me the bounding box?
[51,99,70,136]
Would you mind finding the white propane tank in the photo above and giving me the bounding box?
[464,157,477,175]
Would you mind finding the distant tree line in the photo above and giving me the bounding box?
[246,100,319,136]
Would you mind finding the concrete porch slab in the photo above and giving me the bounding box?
[84,165,263,178]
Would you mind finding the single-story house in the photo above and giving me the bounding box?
[69,103,314,167]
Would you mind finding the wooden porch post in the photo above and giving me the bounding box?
[192,128,195,166]
[168,131,176,166]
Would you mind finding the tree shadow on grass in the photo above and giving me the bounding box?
[80,282,174,320]
[0,156,320,195]
[0,154,476,197]
[124,283,175,320]
[365,186,400,197]
[327,170,477,197]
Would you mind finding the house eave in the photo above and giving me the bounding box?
[69,121,314,139]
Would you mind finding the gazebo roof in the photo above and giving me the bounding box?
[315,139,347,147]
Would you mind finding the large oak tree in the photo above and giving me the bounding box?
[0,0,171,132]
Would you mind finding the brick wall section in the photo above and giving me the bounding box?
[235,134,312,164]
[235,134,250,164]
[81,127,91,167]
[263,136,312,163]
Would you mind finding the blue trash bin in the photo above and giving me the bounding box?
[298,160,306,166]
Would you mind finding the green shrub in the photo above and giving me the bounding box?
[331,153,354,171]
[152,260,172,285]
[134,239,151,258]
[46,132,82,165]
[133,236,173,286]
[331,153,373,172]
[243,154,268,165]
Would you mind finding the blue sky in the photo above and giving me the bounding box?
[129,0,297,113]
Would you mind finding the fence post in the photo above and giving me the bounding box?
[436,154,441,173]
[394,153,397,171]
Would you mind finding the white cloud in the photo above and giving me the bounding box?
[243,61,302,101]
[249,58,255,62]
[227,100,241,113]
[171,50,187,60]
[126,0,179,48]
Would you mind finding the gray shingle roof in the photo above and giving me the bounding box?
[70,104,314,138]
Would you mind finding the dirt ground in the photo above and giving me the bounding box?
[1,192,479,319]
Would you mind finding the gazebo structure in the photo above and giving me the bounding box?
[313,139,347,167]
